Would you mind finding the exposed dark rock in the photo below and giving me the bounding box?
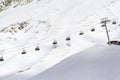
[107,41,120,45]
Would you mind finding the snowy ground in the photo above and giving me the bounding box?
[0,0,120,80]
[29,45,120,80]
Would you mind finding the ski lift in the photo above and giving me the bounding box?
[0,55,4,61]
[112,21,117,25]
[91,28,95,32]
[79,31,84,35]
[53,40,57,45]
[21,49,26,54]
[35,46,40,51]
[101,24,106,27]
[100,21,104,24]
[66,36,71,41]
[52,39,58,48]
[65,35,71,46]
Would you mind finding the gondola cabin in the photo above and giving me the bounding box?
[21,50,26,54]
[91,28,95,32]
[53,40,57,45]
[52,40,58,48]
[35,46,40,51]
[112,21,117,25]
[66,37,71,41]
[79,32,84,35]
[101,24,105,27]
[0,56,4,61]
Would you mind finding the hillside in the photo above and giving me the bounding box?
[29,45,120,80]
[0,0,120,80]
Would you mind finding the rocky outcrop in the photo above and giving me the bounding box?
[0,0,33,12]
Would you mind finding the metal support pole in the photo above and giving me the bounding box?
[101,18,111,45]
[104,22,111,45]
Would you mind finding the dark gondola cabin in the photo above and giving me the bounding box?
[52,40,58,48]
[22,50,26,54]
[53,40,57,45]
[101,24,106,27]
[66,36,71,41]
[112,21,117,25]
[35,46,40,51]
[0,56,4,61]
[91,28,95,32]
[79,31,84,35]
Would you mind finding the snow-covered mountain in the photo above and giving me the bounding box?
[0,0,120,80]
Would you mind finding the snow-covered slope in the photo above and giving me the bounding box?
[29,45,120,80]
[0,0,120,80]
[0,0,119,51]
